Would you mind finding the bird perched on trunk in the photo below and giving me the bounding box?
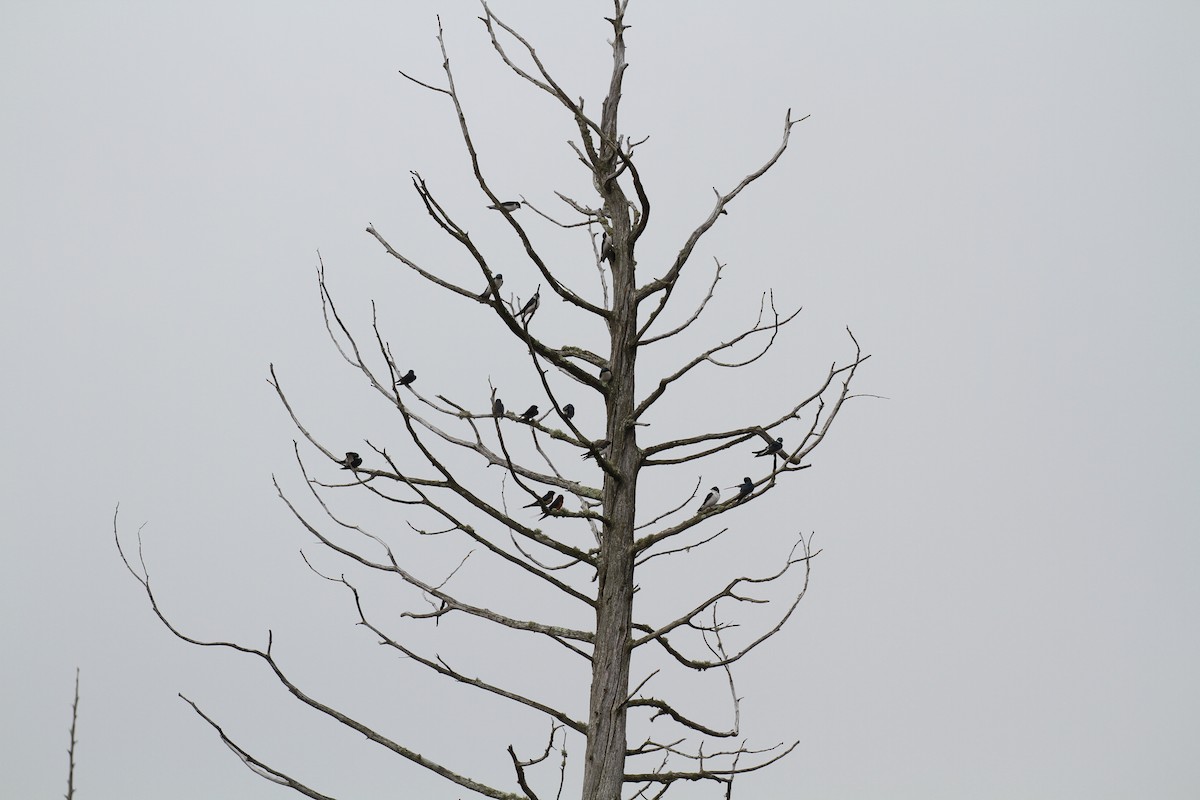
[600,232,614,264]
[339,452,362,470]
[487,200,521,212]
[699,486,720,511]
[735,477,754,500]
[598,366,612,384]
[396,369,416,387]
[477,273,503,300]
[561,403,575,421]
[516,291,539,323]
[540,494,564,519]
[523,490,554,509]
[754,437,783,457]
[492,397,505,417]
[519,405,539,422]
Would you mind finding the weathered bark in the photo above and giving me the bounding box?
[581,8,636,799]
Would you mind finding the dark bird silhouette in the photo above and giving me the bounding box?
[492,397,505,417]
[699,486,720,511]
[735,477,754,499]
[523,490,554,509]
[754,437,783,457]
[516,291,540,323]
[396,369,416,387]
[520,405,539,421]
[561,403,575,421]
[487,200,521,212]
[600,232,614,263]
[540,494,564,519]
[339,452,363,470]
[598,366,612,384]
[477,273,504,300]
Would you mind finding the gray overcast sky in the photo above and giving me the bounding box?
[2,2,1198,798]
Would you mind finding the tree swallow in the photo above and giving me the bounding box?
[540,494,564,519]
[339,452,363,470]
[488,201,522,212]
[754,437,783,457]
[492,397,505,417]
[735,477,753,499]
[523,489,555,509]
[598,366,612,384]
[516,291,539,323]
[699,486,720,511]
[396,369,416,387]
[477,273,504,300]
[520,405,539,421]
[562,403,575,421]
[600,232,614,263]
[582,440,611,460]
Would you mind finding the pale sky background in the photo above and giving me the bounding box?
[2,2,1198,798]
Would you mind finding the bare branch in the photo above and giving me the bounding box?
[181,695,340,799]
[634,297,802,420]
[115,511,526,800]
[638,258,725,346]
[636,111,808,305]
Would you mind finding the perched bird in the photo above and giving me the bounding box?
[540,494,564,519]
[561,403,575,421]
[699,486,720,511]
[488,200,522,212]
[396,369,417,387]
[598,366,612,384]
[582,440,611,460]
[523,490,555,509]
[477,273,504,300]
[735,477,754,500]
[516,291,540,323]
[492,397,505,417]
[520,405,539,421]
[754,437,784,457]
[339,452,363,470]
[600,232,614,264]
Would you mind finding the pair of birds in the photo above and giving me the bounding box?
[523,490,564,519]
[482,200,534,322]
[698,477,755,511]
[477,276,537,323]
[493,398,575,423]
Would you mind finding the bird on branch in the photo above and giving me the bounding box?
[699,486,720,511]
[396,369,416,387]
[519,405,539,422]
[754,437,783,457]
[540,494,564,519]
[477,273,504,300]
[339,452,363,470]
[599,366,612,384]
[562,403,575,421]
[735,477,754,500]
[492,397,505,417]
[516,291,540,323]
[487,200,521,212]
[523,490,555,509]
[582,440,612,460]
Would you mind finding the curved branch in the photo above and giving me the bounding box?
[636,110,807,304]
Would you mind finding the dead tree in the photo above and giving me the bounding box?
[65,668,80,800]
[117,3,868,798]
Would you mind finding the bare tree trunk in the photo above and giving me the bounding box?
[581,9,637,795]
